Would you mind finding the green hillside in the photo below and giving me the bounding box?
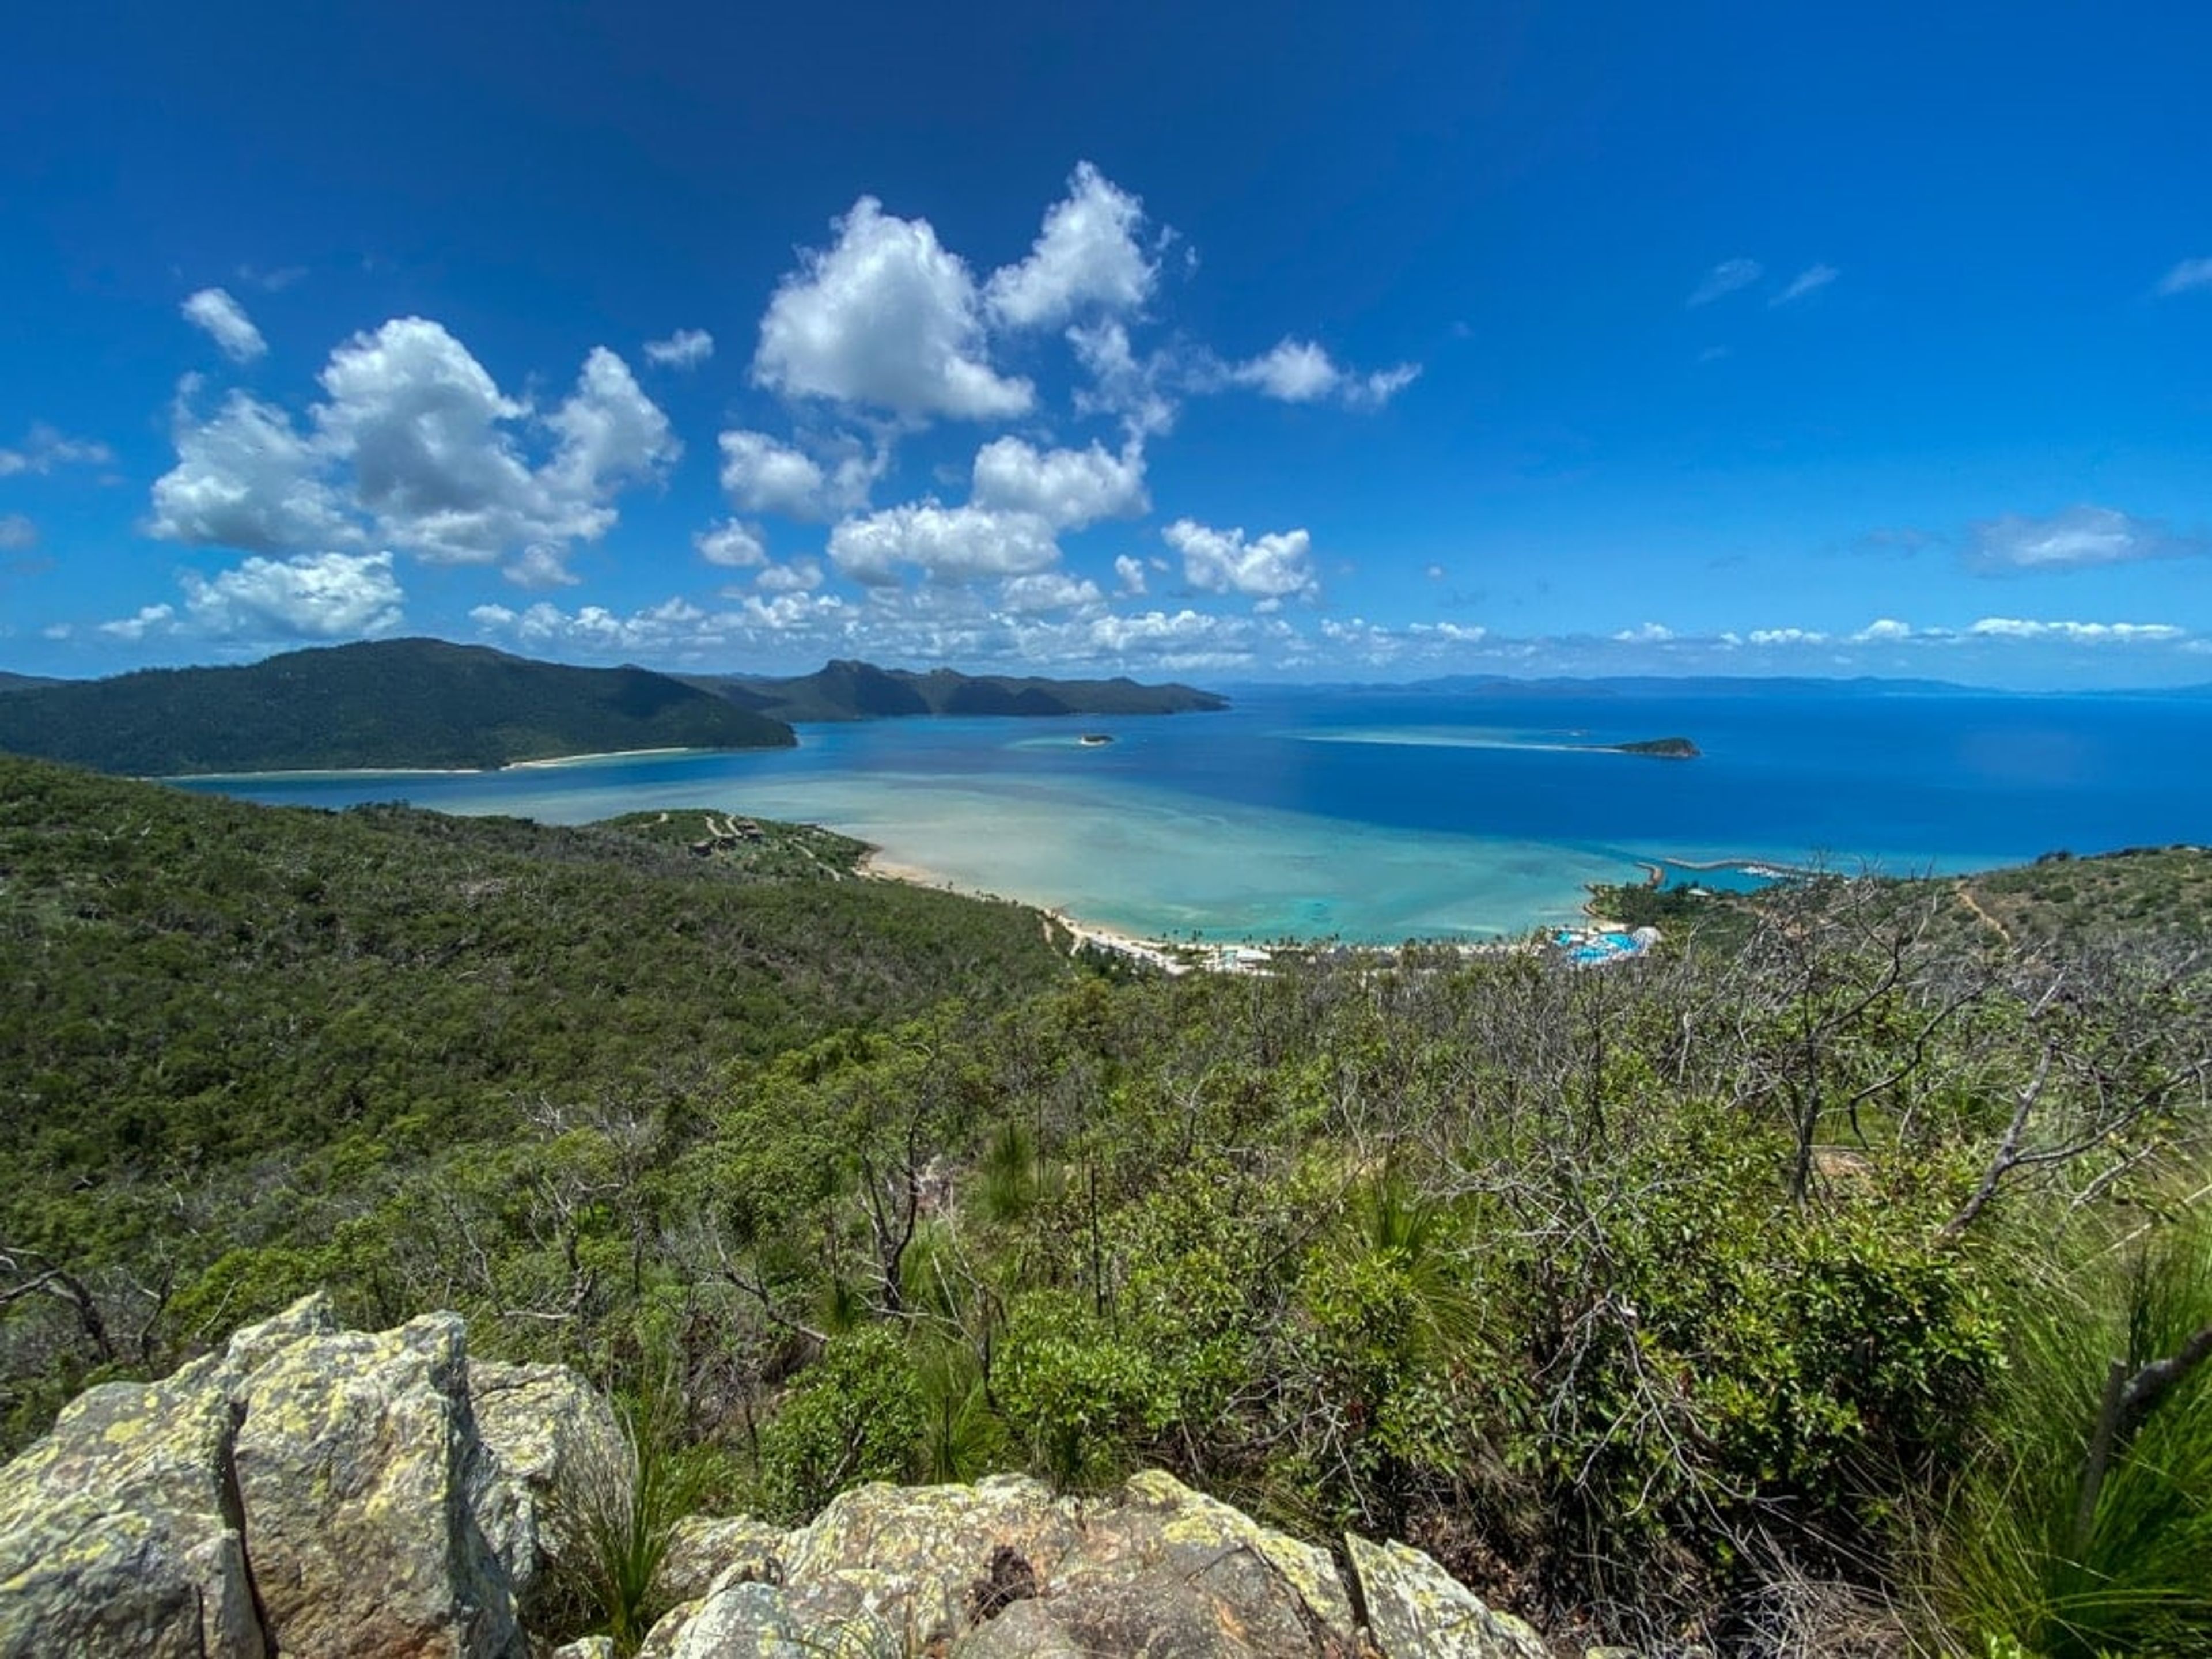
[692,658,1229,721]
[0,638,795,773]
[2,759,2207,1656]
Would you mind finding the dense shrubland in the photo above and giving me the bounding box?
[3,753,2207,1654]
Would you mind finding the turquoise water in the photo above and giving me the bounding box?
[170,686,2212,945]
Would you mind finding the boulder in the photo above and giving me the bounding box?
[0,1373,264,1659]
[774,1472,1082,1639]
[643,1470,1365,1657]
[1095,1469,1358,1649]
[635,1581,810,1659]
[950,1556,1326,1657]
[657,1513,786,1606]
[0,1294,638,1659]
[471,1359,627,1619]
[1346,1532,1548,1659]
[227,1306,521,1657]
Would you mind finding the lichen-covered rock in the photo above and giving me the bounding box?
[471,1359,626,1618]
[550,1638,618,1659]
[1097,1469,1358,1650]
[657,1513,785,1606]
[775,1472,1083,1641]
[1347,1533,1547,1659]
[0,1294,631,1659]
[0,1374,264,1658]
[643,1470,1361,1657]
[950,1556,1329,1657]
[635,1581,812,1658]
[228,1307,522,1657]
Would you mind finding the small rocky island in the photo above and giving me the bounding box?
[1601,736,1700,759]
[1078,732,1116,747]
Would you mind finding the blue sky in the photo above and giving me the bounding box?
[3,1,2210,688]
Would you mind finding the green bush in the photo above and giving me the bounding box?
[994,1290,1179,1490]
[754,1327,925,1522]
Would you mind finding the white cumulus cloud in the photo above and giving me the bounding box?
[181,287,268,363]
[1228,339,1420,409]
[150,384,354,552]
[1069,319,1180,438]
[172,550,406,641]
[502,545,582,589]
[717,429,879,519]
[828,502,1059,588]
[696,519,768,568]
[984,161,1160,330]
[998,571,1105,613]
[970,436,1147,529]
[1113,554,1147,595]
[754,558,824,595]
[753,197,1032,421]
[317,320,675,563]
[540,347,680,505]
[99,604,177,642]
[1164,518,1318,602]
[151,318,676,574]
[1967,617,2183,643]
[643,328,715,369]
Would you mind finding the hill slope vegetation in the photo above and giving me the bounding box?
[1,762,2206,1656]
[0,638,795,773]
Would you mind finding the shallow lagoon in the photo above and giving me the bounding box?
[173,686,2212,945]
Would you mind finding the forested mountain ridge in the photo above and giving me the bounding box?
[1,755,2207,1655]
[0,638,795,773]
[688,657,1229,721]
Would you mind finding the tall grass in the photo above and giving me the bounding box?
[1930,1188,2212,1657]
[546,1397,704,1656]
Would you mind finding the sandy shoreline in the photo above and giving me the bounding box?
[501,745,700,771]
[160,745,710,782]
[858,847,1538,974]
[861,849,1289,972]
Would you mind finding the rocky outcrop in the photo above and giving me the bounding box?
[471,1359,626,1622]
[641,1469,1543,1658]
[2,1299,1556,1658]
[1349,1533,1549,1659]
[0,1296,620,1659]
[0,1368,264,1658]
[226,1307,517,1658]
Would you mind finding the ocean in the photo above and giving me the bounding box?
[169,685,2212,945]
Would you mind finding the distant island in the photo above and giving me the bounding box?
[0,638,797,775]
[686,658,1229,722]
[0,642,1236,777]
[1600,736,1701,759]
[1079,732,1116,747]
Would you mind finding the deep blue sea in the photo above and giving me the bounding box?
[173,687,2212,944]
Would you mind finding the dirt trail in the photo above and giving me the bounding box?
[1955,881,2014,948]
